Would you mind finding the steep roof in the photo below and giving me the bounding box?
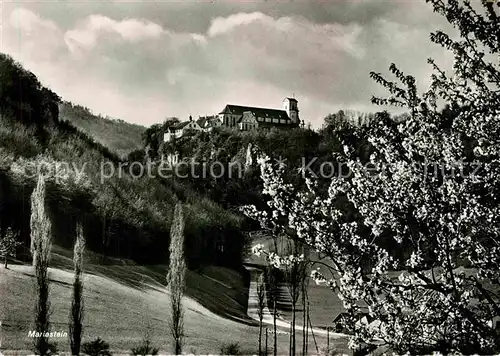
[171,121,190,129]
[332,312,350,323]
[206,117,222,127]
[197,115,216,127]
[219,104,291,122]
[196,117,208,127]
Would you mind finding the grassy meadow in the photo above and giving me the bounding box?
[0,246,342,355]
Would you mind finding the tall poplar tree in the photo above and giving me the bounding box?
[166,202,186,355]
[31,175,53,355]
[69,222,85,356]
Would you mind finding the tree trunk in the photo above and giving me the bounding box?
[265,327,268,356]
[327,327,330,354]
[273,300,277,356]
[102,211,108,253]
[1,219,5,270]
[259,319,263,356]
[291,301,296,356]
[302,287,306,355]
[305,302,309,355]
[175,340,182,355]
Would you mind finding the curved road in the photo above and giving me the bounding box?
[244,265,346,339]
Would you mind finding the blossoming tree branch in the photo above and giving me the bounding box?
[243,0,500,353]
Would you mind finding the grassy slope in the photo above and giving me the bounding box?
[0,267,256,354]
[59,102,145,158]
[0,246,331,355]
[50,246,251,324]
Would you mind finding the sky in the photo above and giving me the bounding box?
[1,0,455,127]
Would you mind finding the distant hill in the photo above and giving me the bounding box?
[59,101,145,158]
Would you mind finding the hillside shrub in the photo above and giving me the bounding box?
[81,337,112,356]
[219,342,241,355]
[131,338,159,356]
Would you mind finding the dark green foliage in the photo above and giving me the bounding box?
[0,53,60,126]
[183,196,247,269]
[36,342,58,355]
[59,102,145,158]
[0,57,174,265]
[0,120,42,158]
[353,343,378,356]
[0,227,21,268]
[81,338,112,356]
[142,117,180,160]
[220,342,241,355]
[127,149,145,163]
[0,90,246,268]
[150,117,382,268]
[0,119,171,264]
[131,338,159,355]
[158,126,322,210]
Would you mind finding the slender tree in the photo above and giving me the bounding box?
[283,243,305,356]
[300,247,309,356]
[256,273,266,356]
[0,227,21,269]
[31,175,53,355]
[166,202,186,355]
[264,265,280,356]
[69,222,85,356]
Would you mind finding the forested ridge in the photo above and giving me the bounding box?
[59,102,146,158]
[0,53,246,269]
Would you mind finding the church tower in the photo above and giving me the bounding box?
[283,97,299,124]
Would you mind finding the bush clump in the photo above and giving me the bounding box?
[131,338,159,355]
[81,337,112,356]
[220,342,241,355]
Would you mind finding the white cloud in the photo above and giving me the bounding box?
[208,12,267,37]
[1,4,453,128]
[111,18,164,42]
[64,14,164,54]
[9,7,59,33]
[6,8,64,62]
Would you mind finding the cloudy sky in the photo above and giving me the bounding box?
[1,0,454,127]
